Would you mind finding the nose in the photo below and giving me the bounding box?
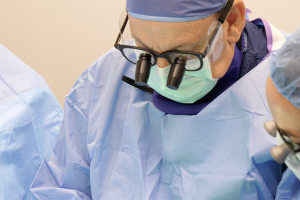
[157,58,170,68]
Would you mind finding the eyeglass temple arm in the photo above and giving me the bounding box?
[203,22,222,55]
[203,0,234,56]
[115,13,129,45]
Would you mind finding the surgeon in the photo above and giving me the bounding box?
[264,29,300,199]
[31,0,292,199]
[0,43,63,199]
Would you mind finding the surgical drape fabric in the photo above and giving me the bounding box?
[31,45,300,199]
[0,44,63,200]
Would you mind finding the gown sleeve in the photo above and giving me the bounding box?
[275,168,300,200]
[31,67,95,200]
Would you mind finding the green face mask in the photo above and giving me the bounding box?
[147,57,218,104]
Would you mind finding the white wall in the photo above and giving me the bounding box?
[0,1,126,106]
[244,0,299,33]
[0,0,299,106]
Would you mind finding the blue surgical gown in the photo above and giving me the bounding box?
[0,44,63,200]
[31,42,300,199]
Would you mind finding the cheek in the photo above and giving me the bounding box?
[291,136,300,144]
[271,105,300,135]
[266,77,294,129]
[289,113,300,136]
[210,60,228,79]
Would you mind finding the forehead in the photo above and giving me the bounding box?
[266,76,300,138]
[129,14,214,30]
[128,14,217,52]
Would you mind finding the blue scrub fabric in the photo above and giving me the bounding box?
[126,0,226,22]
[275,168,300,200]
[0,44,63,200]
[31,42,299,199]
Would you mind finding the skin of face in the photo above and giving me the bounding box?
[266,76,300,143]
[129,0,246,79]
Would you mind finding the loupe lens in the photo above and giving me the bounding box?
[169,53,201,71]
[270,143,291,164]
[135,53,152,86]
[167,57,186,90]
[123,48,155,64]
[264,121,277,137]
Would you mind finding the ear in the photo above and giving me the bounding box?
[226,0,246,45]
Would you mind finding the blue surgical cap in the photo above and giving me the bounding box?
[126,0,227,22]
[271,28,300,110]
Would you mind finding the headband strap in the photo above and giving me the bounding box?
[218,0,234,24]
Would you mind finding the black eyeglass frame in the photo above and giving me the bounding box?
[114,14,205,72]
[114,0,234,72]
[277,126,300,156]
